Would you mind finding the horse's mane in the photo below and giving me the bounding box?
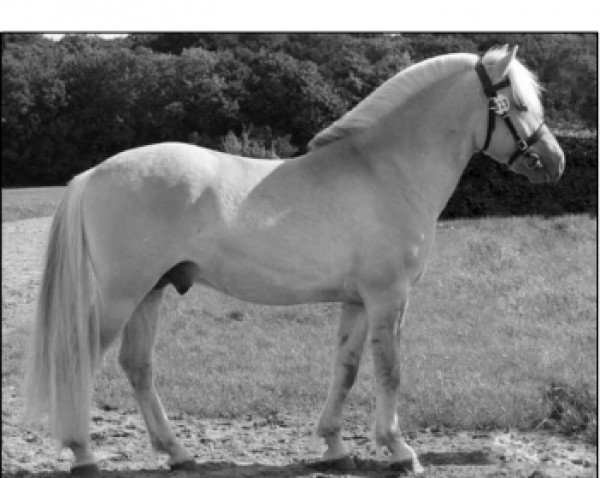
[308,46,543,151]
[482,47,543,119]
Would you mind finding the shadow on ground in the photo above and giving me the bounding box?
[2,450,497,477]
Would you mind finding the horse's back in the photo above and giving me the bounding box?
[94,142,248,193]
[86,141,279,218]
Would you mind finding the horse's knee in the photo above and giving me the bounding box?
[119,354,152,391]
[369,309,405,392]
[370,332,401,390]
[373,355,400,391]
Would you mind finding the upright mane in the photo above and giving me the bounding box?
[308,47,543,151]
[309,52,478,150]
[481,46,544,119]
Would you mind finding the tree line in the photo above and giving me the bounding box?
[2,32,597,188]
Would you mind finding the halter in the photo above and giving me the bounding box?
[475,60,545,170]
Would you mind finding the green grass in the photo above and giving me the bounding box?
[2,187,597,443]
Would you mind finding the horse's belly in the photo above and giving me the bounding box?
[217,266,354,305]
[192,236,359,305]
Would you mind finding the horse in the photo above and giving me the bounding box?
[24,45,565,477]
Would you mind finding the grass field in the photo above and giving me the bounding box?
[1,187,66,222]
[1,187,597,444]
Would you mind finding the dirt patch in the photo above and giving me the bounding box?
[2,384,596,478]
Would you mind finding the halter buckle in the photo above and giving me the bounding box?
[517,139,530,151]
[489,94,510,116]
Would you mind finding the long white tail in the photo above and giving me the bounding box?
[24,169,101,445]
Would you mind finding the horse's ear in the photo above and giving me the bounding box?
[495,45,518,79]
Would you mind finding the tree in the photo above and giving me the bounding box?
[2,38,70,184]
[241,50,348,149]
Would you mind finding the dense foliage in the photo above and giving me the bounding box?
[443,135,597,219]
[2,33,597,216]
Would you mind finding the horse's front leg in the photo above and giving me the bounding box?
[317,302,368,461]
[363,283,423,474]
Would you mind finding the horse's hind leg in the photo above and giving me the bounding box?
[67,296,136,477]
[118,289,194,469]
[317,302,368,461]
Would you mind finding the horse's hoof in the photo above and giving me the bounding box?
[308,455,357,472]
[71,463,101,478]
[390,458,424,474]
[169,459,197,472]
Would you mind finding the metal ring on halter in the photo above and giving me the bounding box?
[523,150,544,171]
[489,94,510,116]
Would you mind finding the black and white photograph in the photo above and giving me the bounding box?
[2,25,597,478]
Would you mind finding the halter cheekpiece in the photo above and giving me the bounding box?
[475,60,545,169]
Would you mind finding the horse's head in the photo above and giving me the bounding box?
[476,45,565,184]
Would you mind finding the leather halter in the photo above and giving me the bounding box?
[475,60,545,169]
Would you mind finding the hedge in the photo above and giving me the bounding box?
[442,135,597,218]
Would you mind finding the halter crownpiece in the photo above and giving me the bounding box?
[475,60,545,170]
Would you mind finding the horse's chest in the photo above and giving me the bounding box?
[362,227,432,287]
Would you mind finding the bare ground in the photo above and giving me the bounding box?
[2,387,597,478]
[2,218,597,477]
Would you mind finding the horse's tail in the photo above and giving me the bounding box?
[24,169,101,445]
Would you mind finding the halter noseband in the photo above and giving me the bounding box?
[475,60,545,170]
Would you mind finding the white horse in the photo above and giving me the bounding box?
[25,45,564,477]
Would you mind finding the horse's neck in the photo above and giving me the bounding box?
[361,71,481,219]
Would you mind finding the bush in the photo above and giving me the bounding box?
[221,125,298,159]
[442,134,597,219]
